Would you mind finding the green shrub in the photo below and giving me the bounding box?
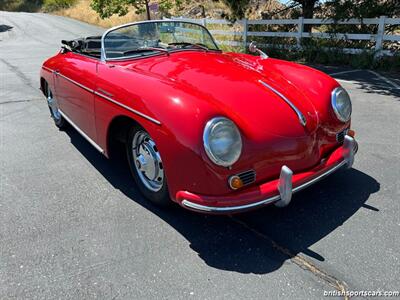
[373,54,400,72]
[252,38,400,72]
[43,0,75,12]
[349,51,375,69]
[0,0,43,12]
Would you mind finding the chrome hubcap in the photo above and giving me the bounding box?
[47,84,61,121]
[132,131,164,192]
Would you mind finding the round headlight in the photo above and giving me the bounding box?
[331,87,352,122]
[203,117,242,167]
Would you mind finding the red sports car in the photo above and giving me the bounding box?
[40,20,357,213]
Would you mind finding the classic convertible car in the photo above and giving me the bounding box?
[40,20,357,213]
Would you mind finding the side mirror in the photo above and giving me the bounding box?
[249,41,258,53]
[248,41,268,59]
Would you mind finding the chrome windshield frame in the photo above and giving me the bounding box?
[100,20,220,62]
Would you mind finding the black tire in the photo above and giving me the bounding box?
[45,81,66,129]
[126,125,171,207]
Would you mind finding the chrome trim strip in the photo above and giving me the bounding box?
[97,88,113,97]
[292,160,346,193]
[59,109,105,154]
[42,66,53,73]
[56,72,95,94]
[94,91,161,125]
[259,80,307,126]
[181,160,347,213]
[52,70,161,125]
[182,194,281,213]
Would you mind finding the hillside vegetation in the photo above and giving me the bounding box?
[0,0,283,27]
[0,0,43,11]
[54,0,284,28]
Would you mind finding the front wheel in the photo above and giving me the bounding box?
[126,126,171,206]
[45,81,66,129]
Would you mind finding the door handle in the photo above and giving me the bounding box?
[53,70,60,75]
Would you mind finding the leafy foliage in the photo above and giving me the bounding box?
[43,0,76,12]
[220,0,251,20]
[325,0,400,19]
[0,0,43,11]
[257,40,400,71]
[90,0,183,20]
[221,0,399,23]
[220,0,319,20]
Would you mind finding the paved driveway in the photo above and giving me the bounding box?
[1,11,399,299]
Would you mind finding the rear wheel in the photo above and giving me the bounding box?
[126,126,171,206]
[45,81,66,129]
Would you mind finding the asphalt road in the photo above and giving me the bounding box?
[1,11,399,299]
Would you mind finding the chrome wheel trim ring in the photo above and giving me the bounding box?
[47,84,61,121]
[132,131,164,192]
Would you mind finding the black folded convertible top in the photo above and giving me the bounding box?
[61,36,102,58]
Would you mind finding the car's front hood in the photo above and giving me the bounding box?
[125,51,321,139]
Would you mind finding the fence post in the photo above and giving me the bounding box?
[242,18,248,51]
[375,15,386,58]
[297,17,304,49]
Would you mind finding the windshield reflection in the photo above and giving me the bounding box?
[103,21,219,60]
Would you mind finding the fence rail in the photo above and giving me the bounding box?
[171,16,400,56]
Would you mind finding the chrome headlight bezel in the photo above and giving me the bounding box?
[331,87,352,122]
[203,117,242,167]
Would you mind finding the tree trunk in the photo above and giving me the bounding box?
[145,0,151,20]
[302,0,316,32]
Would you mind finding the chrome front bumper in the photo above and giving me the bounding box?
[181,136,358,213]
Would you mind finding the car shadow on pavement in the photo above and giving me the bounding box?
[66,128,380,274]
[311,65,400,98]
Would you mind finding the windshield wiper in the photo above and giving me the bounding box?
[122,47,169,56]
[168,42,211,52]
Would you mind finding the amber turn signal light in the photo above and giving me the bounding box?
[347,129,355,138]
[229,176,244,190]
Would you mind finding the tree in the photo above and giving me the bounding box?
[295,0,318,19]
[220,0,251,20]
[325,0,400,20]
[292,0,319,32]
[91,0,183,20]
[324,0,400,39]
[221,0,320,31]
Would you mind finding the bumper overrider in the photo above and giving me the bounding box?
[176,135,358,214]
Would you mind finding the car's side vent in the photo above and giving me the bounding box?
[336,128,349,144]
[238,170,256,186]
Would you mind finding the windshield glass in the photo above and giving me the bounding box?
[103,21,219,60]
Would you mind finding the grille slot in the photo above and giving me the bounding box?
[237,170,256,185]
[336,129,349,144]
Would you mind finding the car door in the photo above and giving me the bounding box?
[53,52,98,142]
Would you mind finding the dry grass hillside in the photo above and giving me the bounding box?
[55,0,283,28]
[54,0,141,28]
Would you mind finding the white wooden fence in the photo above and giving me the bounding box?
[171,16,400,56]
